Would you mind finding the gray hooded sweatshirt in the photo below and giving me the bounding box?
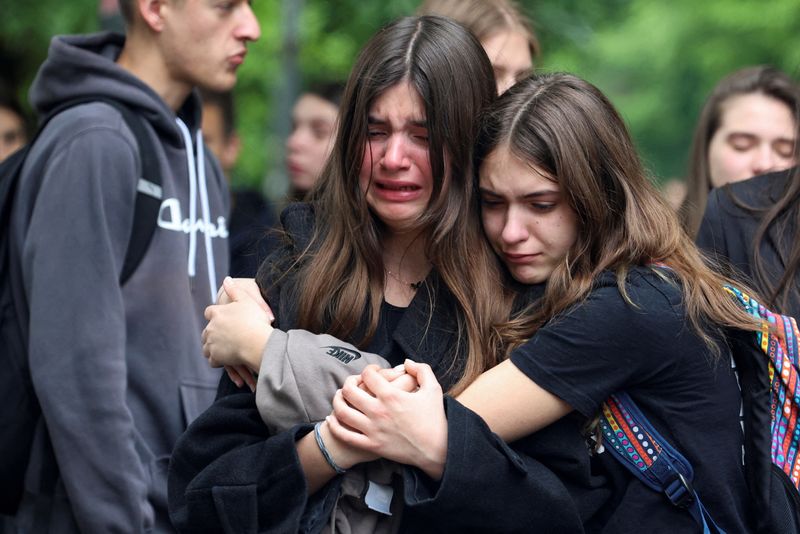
[9,32,227,533]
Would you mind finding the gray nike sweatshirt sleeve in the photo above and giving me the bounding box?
[255,329,391,434]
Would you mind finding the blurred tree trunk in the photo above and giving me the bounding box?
[263,0,302,199]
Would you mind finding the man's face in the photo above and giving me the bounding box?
[160,0,261,93]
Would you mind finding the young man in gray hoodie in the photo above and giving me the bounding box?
[7,1,260,532]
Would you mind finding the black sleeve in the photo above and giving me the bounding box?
[402,397,585,533]
[509,280,672,418]
[168,392,338,533]
[696,188,729,261]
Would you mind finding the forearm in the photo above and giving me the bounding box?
[296,429,339,494]
[169,393,325,533]
[27,270,151,531]
[404,397,583,532]
[455,359,571,442]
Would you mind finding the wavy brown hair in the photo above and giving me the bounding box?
[263,16,512,395]
[680,65,800,237]
[476,73,762,351]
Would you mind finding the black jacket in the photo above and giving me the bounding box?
[697,168,800,318]
[168,203,590,533]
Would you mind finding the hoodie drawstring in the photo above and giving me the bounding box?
[176,118,217,304]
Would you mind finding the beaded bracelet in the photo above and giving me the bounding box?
[314,421,347,475]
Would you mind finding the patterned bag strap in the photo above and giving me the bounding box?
[600,393,727,533]
[722,285,800,489]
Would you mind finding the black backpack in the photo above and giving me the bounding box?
[0,97,163,515]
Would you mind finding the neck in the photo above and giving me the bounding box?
[117,32,192,111]
[382,229,431,281]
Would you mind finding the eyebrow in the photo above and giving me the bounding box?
[367,115,428,128]
[479,187,560,198]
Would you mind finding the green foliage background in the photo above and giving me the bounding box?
[2,0,799,194]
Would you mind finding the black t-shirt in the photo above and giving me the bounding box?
[510,267,750,533]
[369,300,408,367]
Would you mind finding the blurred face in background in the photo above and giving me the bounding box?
[0,105,26,161]
[286,93,339,194]
[481,29,532,94]
[707,92,797,187]
[202,102,240,177]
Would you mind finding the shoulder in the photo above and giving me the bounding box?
[554,268,683,332]
[716,168,793,214]
[279,202,316,251]
[35,101,138,160]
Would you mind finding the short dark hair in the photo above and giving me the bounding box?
[0,90,29,139]
[200,90,236,140]
[302,81,345,109]
[117,0,135,25]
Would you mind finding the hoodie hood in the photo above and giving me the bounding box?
[29,32,201,147]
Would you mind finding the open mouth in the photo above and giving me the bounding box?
[376,182,420,192]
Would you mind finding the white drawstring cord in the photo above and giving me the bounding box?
[195,130,218,304]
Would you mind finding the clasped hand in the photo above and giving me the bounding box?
[325,360,449,480]
[202,277,274,391]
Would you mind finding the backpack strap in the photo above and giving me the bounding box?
[38,98,163,285]
[600,393,728,533]
[99,101,163,285]
[723,285,800,489]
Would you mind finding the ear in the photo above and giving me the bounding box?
[138,0,167,32]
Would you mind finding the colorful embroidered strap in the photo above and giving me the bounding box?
[722,285,800,488]
[600,393,726,534]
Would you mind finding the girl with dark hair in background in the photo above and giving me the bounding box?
[285,81,343,200]
[697,144,800,319]
[680,65,799,236]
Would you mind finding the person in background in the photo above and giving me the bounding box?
[680,65,799,236]
[0,92,28,162]
[202,90,278,278]
[285,82,343,200]
[7,0,259,531]
[418,0,540,94]
[697,129,800,317]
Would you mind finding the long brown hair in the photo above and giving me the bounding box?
[680,65,800,237]
[476,73,761,350]
[264,16,511,394]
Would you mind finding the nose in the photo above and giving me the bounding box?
[236,3,261,42]
[497,74,515,95]
[380,134,410,171]
[500,207,529,246]
[286,128,304,153]
[751,145,780,177]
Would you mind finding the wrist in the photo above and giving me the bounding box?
[418,420,448,480]
[318,420,364,470]
[245,324,272,372]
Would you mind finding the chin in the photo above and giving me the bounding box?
[511,268,548,285]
